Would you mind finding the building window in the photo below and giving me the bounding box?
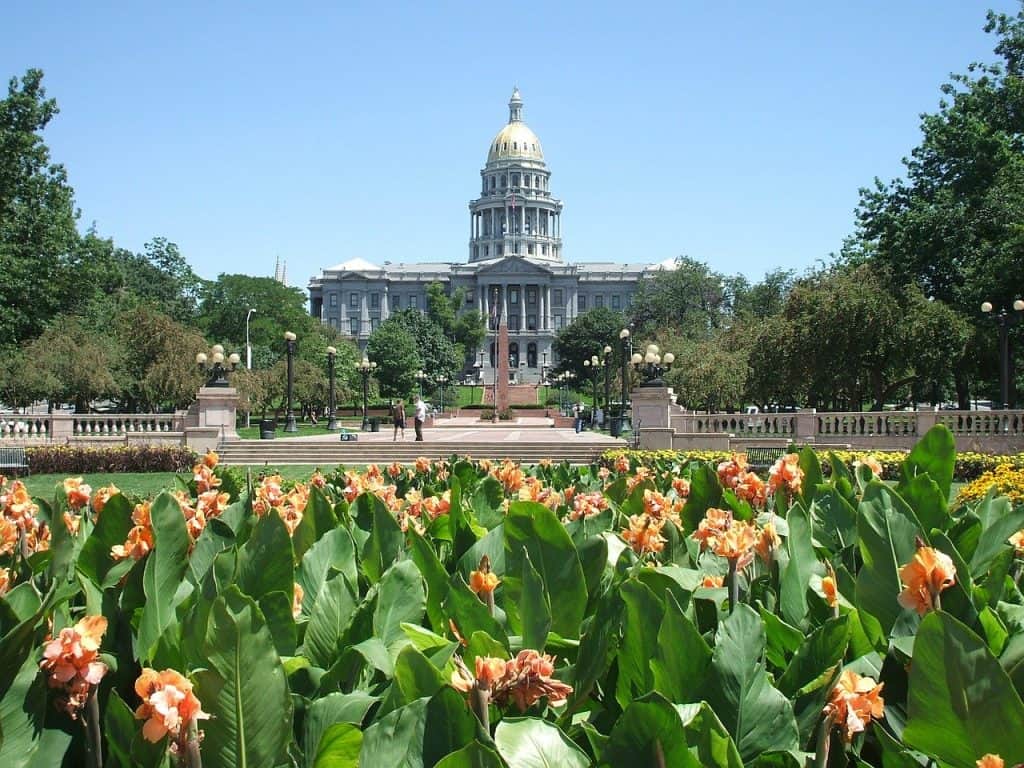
[473,246,478,259]
[594,295,604,308]
[527,314,537,330]
[484,245,489,257]
[370,293,380,309]
[410,296,418,309]
[497,244,503,255]
[612,294,621,309]
[371,318,380,331]
[349,292,359,308]
[501,175,507,187]
[553,314,564,330]
[349,318,359,335]
[329,317,338,328]
[509,316,520,331]
[527,288,537,305]
[509,342,519,367]
[509,287,519,304]
[578,295,587,312]
[527,343,537,367]
[512,173,519,186]
[466,292,473,304]
[329,293,337,307]
[490,176,496,190]
[553,289,563,305]
[541,244,547,255]
[524,175,530,187]
[527,244,534,255]
[391,295,400,311]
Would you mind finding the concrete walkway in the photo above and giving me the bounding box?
[273,423,621,445]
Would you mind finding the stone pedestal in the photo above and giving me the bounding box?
[631,386,674,431]
[184,386,239,451]
[496,322,510,415]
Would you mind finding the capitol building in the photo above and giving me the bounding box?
[308,88,670,382]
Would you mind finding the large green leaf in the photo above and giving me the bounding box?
[675,702,744,768]
[779,502,816,626]
[810,488,858,553]
[615,579,665,709]
[292,485,339,564]
[904,611,1024,767]
[896,473,948,535]
[970,494,1024,577]
[136,491,191,660]
[504,502,587,639]
[374,560,427,649]
[303,573,359,669]
[571,589,623,706]
[312,723,362,768]
[705,604,799,760]
[855,482,926,636]
[304,692,378,768]
[77,492,133,585]
[776,616,849,697]
[393,645,447,704]
[358,688,479,768]
[298,527,358,616]
[443,575,508,651]
[519,548,551,652]
[797,446,823,507]
[494,718,590,768]
[360,493,405,584]
[0,652,49,766]
[193,587,293,768]
[408,528,451,633]
[682,462,722,532]
[236,509,294,602]
[601,692,701,767]
[651,591,711,702]
[434,741,505,768]
[899,423,955,502]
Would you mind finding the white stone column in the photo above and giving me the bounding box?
[520,284,527,331]
[360,293,370,337]
[544,285,551,330]
[568,284,577,322]
[500,283,508,323]
[381,286,390,320]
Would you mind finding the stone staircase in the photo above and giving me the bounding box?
[214,439,617,467]
[483,384,538,406]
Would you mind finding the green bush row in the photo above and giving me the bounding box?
[26,445,197,474]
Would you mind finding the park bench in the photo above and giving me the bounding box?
[745,445,787,471]
[0,446,29,477]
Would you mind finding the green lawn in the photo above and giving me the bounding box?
[21,465,328,500]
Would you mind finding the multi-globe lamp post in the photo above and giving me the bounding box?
[619,328,632,433]
[283,331,297,432]
[981,299,1024,409]
[326,346,338,431]
[415,369,428,400]
[631,343,675,386]
[602,344,612,429]
[357,357,377,430]
[583,354,603,427]
[437,374,449,414]
[195,345,240,387]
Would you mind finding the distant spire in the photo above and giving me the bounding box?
[273,255,281,282]
[508,86,523,123]
[281,260,287,285]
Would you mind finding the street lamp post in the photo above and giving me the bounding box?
[196,345,241,387]
[357,357,376,430]
[981,299,1024,409]
[415,369,427,400]
[584,355,603,428]
[602,344,612,428]
[244,308,256,428]
[437,375,448,413]
[326,346,338,431]
[284,331,297,432]
[619,328,632,431]
[475,351,484,405]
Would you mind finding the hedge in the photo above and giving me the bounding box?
[26,445,197,474]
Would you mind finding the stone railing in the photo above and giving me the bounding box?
[0,412,186,444]
[649,402,1024,452]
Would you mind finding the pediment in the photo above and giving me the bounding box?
[473,257,554,276]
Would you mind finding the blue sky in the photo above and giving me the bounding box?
[4,1,1019,284]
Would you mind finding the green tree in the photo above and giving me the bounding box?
[387,308,461,382]
[628,256,730,340]
[365,319,420,398]
[426,281,486,364]
[25,314,122,412]
[666,333,748,412]
[0,69,80,346]
[552,307,625,382]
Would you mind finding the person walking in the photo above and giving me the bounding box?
[392,399,406,441]
[414,396,427,442]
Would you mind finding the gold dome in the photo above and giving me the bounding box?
[486,88,544,164]
[487,122,544,163]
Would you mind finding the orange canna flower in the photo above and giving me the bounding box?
[0,566,10,596]
[976,756,1004,768]
[91,484,119,518]
[701,574,724,588]
[734,471,767,507]
[292,583,304,619]
[642,489,681,528]
[111,524,154,561]
[897,545,956,615]
[713,520,757,564]
[613,455,631,473]
[754,521,780,565]
[134,667,209,744]
[672,477,691,498]
[853,455,883,478]
[626,466,652,493]
[621,514,666,556]
[193,463,221,494]
[717,454,749,489]
[470,569,500,595]
[63,477,92,510]
[415,456,432,474]
[40,615,109,717]
[567,490,609,521]
[387,461,404,478]
[310,471,327,488]
[597,466,611,481]
[1008,530,1024,554]
[492,460,525,493]
[0,516,17,556]
[474,656,508,688]
[768,453,803,497]
[202,450,219,469]
[822,670,884,743]
[821,575,839,608]
[691,507,733,552]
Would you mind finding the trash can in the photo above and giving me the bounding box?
[610,416,623,438]
[259,419,276,440]
[369,417,380,433]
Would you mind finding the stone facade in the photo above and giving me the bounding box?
[308,89,670,383]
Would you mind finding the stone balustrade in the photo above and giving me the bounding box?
[0,412,186,445]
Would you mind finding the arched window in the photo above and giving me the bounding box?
[489,342,496,368]
[509,343,519,368]
[527,343,537,368]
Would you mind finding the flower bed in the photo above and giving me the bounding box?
[26,444,197,474]
[1,428,1023,767]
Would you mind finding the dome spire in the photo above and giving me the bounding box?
[508,86,523,123]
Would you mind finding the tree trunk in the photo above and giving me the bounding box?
[955,370,970,410]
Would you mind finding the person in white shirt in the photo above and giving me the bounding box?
[414,397,427,442]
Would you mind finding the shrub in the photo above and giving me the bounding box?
[26,445,197,474]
